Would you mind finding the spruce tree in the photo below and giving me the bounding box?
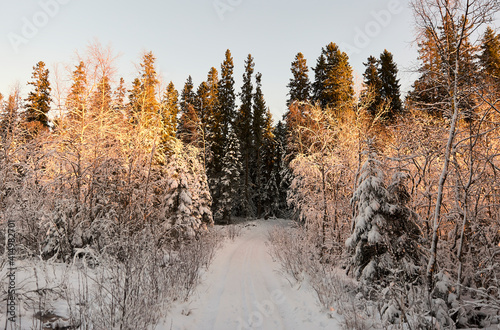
[67,61,87,121]
[313,43,354,111]
[379,50,402,119]
[346,143,392,282]
[139,51,160,116]
[287,53,313,159]
[204,67,225,220]
[323,43,354,110]
[218,131,242,224]
[25,61,52,131]
[195,80,213,168]
[205,67,221,157]
[312,54,327,107]
[252,72,267,154]
[252,72,268,217]
[408,28,446,115]
[273,121,291,215]
[114,77,127,112]
[180,76,196,113]
[362,55,383,116]
[195,81,210,137]
[452,17,477,120]
[479,27,500,90]
[92,75,112,114]
[0,91,20,140]
[128,78,142,121]
[260,109,279,217]
[235,54,255,217]
[177,76,197,143]
[287,52,311,106]
[347,142,421,284]
[178,103,200,147]
[128,52,160,125]
[164,141,213,240]
[160,82,179,144]
[409,16,476,118]
[219,49,236,137]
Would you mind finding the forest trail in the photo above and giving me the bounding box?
[162,219,341,330]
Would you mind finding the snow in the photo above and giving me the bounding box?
[1,220,340,329]
[367,226,382,244]
[160,219,342,330]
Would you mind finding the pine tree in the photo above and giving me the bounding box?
[362,55,383,116]
[287,52,311,106]
[235,54,255,217]
[25,61,52,131]
[379,49,402,120]
[219,49,236,137]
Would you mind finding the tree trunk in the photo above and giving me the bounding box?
[427,60,460,291]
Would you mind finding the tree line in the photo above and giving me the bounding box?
[282,0,500,327]
[1,0,500,325]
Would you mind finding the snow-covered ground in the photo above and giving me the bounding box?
[161,219,342,330]
[1,219,342,329]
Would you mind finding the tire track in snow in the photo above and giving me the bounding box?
[162,219,341,330]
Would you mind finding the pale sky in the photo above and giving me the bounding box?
[1,0,423,121]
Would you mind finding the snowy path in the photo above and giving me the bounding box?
[161,219,341,330]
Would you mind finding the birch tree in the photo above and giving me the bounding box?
[410,0,500,290]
